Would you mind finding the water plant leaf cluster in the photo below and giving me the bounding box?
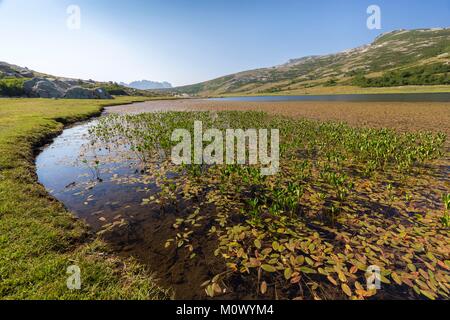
[90,111,449,300]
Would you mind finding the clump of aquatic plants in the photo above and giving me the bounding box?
[442,194,450,228]
[90,111,449,300]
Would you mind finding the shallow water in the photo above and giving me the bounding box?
[36,119,159,230]
[35,113,226,299]
[209,92,450,102]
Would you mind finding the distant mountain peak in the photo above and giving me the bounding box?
[120,80,172,90]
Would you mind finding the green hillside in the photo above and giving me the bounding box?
[174,28,450,96]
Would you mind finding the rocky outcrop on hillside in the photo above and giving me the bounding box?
[1,62,113,99]
[0,62,34,78]
[24,78,65,98]
[64,86,112,99]
[24,78,112,99]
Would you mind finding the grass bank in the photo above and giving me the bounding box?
[0,97,170,299]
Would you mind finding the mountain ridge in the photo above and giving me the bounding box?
[173,28,450,96]
[120,80,172,90]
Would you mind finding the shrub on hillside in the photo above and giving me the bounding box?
[353,63,450,87]
[103,83,130,96]
[0,78,28,97]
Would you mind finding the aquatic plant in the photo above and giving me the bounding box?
[441,194,450,228]
[89,111,449,300]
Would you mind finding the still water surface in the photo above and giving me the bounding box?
[209,93,450,102]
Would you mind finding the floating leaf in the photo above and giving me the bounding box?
[296,255,305,265]
[200,280,211,287]
[426,252,436,262]
[300,266,317,274]
[349,265,358,274]
[327,275,338,286]
[261,264,277,273]
[205,285,215,297]
[420,290,436,300]
[260,281,268,294]
[391,272,402,285]
[338,271,347,283]
[272,241,280,251]
[318,268,329,276]
[284,268,293,280]
[380,275,391,284]
[437,260,450,271]
[419,269,429,280]
[354,281,364,291]
[407,263,417,272]
[402,276,414,288]
[342,284,352,297]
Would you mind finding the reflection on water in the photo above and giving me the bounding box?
[35,120,159,230]
[36,116,222,299]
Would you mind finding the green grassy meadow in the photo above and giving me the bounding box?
[0,97,170,299]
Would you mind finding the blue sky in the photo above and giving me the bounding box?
[0,0,448,86]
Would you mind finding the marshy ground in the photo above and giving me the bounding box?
[106,99,450,139]
[37,100,450,300]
